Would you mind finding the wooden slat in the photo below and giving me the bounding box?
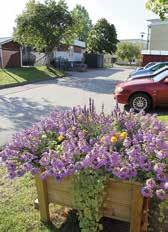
[47,176,73,192]
[35,175,50,223]
[103,202,130,222]
[130,184,144,232]
[47,176,74,207]
[104,200,130,207]
[103,180,135,221]
[106,182,132,205]
[48,189,74,207]
[44,176,143,225]
[140,198,150,232]
[108,179,142,186]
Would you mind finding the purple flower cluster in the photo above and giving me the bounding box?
[0,105,167,200]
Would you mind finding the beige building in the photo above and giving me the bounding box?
[147,19,168,51]
[120,39,147,50]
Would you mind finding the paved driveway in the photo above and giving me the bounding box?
[0,67,133,146]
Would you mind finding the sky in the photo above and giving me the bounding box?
[0,0,157,40]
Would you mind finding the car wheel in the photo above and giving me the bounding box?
[129,93,152,112]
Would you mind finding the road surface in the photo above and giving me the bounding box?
[0,67,133,146]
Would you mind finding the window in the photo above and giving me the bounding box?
[152,63,168,72]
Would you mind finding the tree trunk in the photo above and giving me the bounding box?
[45,50,54,67]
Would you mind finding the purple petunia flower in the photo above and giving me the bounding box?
[153,163,165,173]
[156,189,166,200]
[146,178,156,189]
[39,152,50,166]
[0,104,167,201]
[141,186,153,198]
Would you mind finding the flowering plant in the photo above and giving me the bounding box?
[0,104,168,200]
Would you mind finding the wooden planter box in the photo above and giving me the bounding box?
[35,175,149,232]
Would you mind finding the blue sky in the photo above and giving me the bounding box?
[0,0,157,40]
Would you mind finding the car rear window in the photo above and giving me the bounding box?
[151,63,168,71]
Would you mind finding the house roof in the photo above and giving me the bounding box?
[120,39,147,43]
[142,50,168,56]
[0,37,13,45]
[73,40,85,48]
[147,18,168,25]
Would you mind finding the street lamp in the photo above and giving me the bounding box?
[140,32,145,50]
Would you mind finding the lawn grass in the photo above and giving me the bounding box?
[0,167,52,232]
[0,66,63,87]
[158,114,168,123]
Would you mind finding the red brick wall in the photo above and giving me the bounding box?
[57,45,69,51]
[141,54,168,66]
[74,46,82,53]
[57,45,82,53]
[1,41,21,68]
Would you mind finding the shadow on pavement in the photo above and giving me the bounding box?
[66,68,125,78]
[154,106,168,115]
[0,96,69,132]
[56,68,125,94]
[0,68,126,95]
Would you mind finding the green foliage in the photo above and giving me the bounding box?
[87,18,118,54]
[146,0,168,20]
[74,169,108,232]
[13,0,74,52]
[116,42,141,64]
[148,198,168,232]
[71,4,92,42]
[38,132,64,155]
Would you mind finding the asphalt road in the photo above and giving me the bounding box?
[0,67,133,146]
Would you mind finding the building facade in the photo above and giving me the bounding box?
[53,40,85,62]
[22,40,86,66]
[141,50,168,66]
[147,19,168,51]
[0,37,21,68]
[141,19,168,66]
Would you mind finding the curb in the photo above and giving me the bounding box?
[0,75,64,90]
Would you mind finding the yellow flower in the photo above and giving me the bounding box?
[57,135,65,142]
[111,136,118,143]
[120,132,127,140]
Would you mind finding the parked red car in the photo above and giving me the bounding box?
[114,70,168,111]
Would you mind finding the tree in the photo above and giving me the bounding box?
[116,42,140,64]
[71,4,92,42]
[13,0,74,56]
[146,0,168,20]
[87,18,118,54]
